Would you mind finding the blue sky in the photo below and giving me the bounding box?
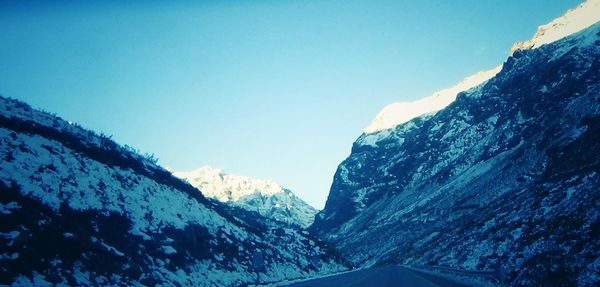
[0,0,578,208]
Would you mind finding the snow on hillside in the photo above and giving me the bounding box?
[314,15,600,287]
[0,96,346,286]
[174,166,318,228]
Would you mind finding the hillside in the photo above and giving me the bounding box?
[312,7,600,287]
[0,96,346,286]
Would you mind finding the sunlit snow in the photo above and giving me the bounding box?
[364,66,501,134]
[510,0,600,53]
[365,0,600,135]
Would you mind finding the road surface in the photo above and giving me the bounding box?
[283,265,468,287]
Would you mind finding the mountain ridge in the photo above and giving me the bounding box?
[364,0,600,136]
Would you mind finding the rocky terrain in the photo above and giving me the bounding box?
[312,3,600,286]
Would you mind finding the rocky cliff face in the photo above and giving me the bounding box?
[0,97,346,286]
[174,166,317,228]
[312,17,600,287]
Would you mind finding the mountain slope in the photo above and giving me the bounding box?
[312,4,600,287]
[174,166,317,228]
[0,97,347,286]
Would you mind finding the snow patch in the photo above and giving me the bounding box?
[0,201,20,215]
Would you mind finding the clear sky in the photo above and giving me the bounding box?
[0,0,579,209]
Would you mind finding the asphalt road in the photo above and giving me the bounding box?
[283,265,468,287]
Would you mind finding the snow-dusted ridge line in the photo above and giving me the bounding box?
[364,0,600,135]
[363,65,501,134]
[510,0,600,53]
[174,166,318,228]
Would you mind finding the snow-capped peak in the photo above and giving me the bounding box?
[364,66,501,134]
[173,166,284,202]
[173,166,318,227]
[510,0,600,54]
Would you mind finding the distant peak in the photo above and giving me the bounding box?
[193,165,224,175]
[510,0,600,54]
[173,167,285,201]
[173,166,317,227]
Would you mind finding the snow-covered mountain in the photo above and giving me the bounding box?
[313,1,600,286]
[174,166,317,228]
[0,97,347,286]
